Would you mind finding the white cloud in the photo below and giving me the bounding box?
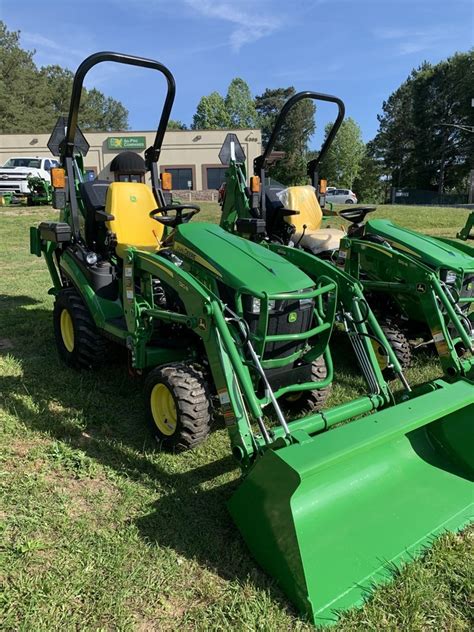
[372,25,453,56]
[21,31,87,61]
[184,0,282,51]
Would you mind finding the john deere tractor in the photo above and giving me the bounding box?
[31,54,473,626]
[458,211,474,241]
[220,90,474,380]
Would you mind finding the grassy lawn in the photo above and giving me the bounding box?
[1,203,472,631]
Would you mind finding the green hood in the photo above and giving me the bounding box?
[366,219,474,271]
[174,223,313,294]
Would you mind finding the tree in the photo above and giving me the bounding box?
[352,141,387,203]
[225,78,258,128]
[38,65,74,120]
[255,87,316,184]
[192,91,231,129]
[167,119,187,130]
[0,21,129,133]
[320,117,365,188]
[79,88,128,131]
[0,22,49,133]
[372,51,474,193]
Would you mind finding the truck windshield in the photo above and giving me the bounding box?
[3,158,42,168]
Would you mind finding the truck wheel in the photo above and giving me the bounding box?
[146,364,212,450]
[53,288,106,369]
[281,356,331,414]
[372,321,412,374]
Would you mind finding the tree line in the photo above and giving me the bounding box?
[1,21,471,200]
[0,22,128,133]
[188,50,473,200]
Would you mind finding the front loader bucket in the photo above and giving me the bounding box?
[229,379,474,625]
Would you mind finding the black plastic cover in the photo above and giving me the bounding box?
[236,218,266,235]
[48,116,90,157]
[39,221,72,243]
[219,133,246,165]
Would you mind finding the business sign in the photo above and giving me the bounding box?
[107,136,146,150]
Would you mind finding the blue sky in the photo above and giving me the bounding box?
[2,0,473,145]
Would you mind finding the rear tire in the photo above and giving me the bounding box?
[281,356,331,415]
[53,288,106,369]
[373,321,412,374]
[145,364,212,451]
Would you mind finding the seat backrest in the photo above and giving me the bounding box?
[79,179,110,213]
[79,180,111,247]
[105,182,164,258]
[284,186,323,233]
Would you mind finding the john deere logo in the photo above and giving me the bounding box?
[288,312,298,323]
[130,195,137,203]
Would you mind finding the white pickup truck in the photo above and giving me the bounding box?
[0,156,60,198]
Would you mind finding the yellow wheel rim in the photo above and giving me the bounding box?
[371,339,388,370]
[60,308,75,353]
[286,392,303,402]
[150,383,177,436]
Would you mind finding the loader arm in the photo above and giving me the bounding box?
[342,236,474,378]
[457,211,474,241]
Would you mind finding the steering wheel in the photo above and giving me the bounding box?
[149,204,200,228]
[339,206,376,224]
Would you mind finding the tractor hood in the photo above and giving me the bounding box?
[366,219,474,271]
[174,223,313,294]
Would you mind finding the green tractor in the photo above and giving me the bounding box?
[458,210,474,241]
[27,175,53,206]
[31,55,473,626]
[220,90,474,380]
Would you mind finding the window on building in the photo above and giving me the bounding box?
[117,173,143,183]
[163,168,193,190]
[206,167,228,190]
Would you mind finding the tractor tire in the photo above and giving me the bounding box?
[373,321,412,374]
[145,364,212,451]
[53,288,106,369]
[281,356,331,415]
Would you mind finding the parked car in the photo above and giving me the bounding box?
[326,188,358,204]
[0,156,59,199]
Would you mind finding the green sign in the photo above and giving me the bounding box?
[107,136,146,150]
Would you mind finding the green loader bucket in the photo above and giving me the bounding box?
[229,379,474,625]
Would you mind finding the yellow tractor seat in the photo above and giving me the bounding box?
[105,182,164,258]
[284,185,345,255]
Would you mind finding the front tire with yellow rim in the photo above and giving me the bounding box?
[281,355,331,415]
[145,364,211,450]
[372,319,412,376]
[53,288,106,369]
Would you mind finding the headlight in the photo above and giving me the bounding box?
[85,251,98,265]
[442,269,458,284]
[249,297,261,313]
[247,297,276,313]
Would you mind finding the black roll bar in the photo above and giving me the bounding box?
[61,52,176,239]
[62,51,176,166]
[253,91,345,185]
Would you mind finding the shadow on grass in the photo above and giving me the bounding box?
[0,293,299,612]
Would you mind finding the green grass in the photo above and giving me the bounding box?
[1,203,472,631]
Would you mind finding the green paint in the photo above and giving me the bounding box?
[218,155,474,625]
[229,378,474,626]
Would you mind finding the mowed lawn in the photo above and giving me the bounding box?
[1,203,472,631]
